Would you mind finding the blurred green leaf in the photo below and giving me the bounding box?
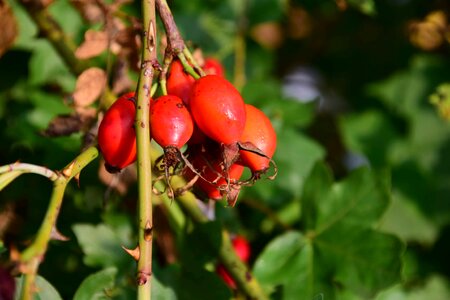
[367,55,450,119]
[376,275,450,300]
[178,268,231,300]
[248,0,285,25]
[15,275,63,300]
[254,164,404,299]
[9,1,38,48]
[48,0,84,39]
[429,82,450,121]
[152,276,177,300]
[275,129,325,200]
[73,267,117,300]
[72,224,128,269]
[29,40,75,90]
[179,221,222,268]
[347,0,376,16]
[379,193,438,244]
[339,110,398,167]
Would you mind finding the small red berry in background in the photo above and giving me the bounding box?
[232,235,251,263]
[216,235,251,289]
[167,59,196,106]
[0,266,15,300]
[98,92,137,173]
[150,95,194,149]
[203,58,225,77]
[239,104,277,172]
[189,75,246,145]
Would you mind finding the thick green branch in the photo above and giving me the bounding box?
[18,146,99,300]
[135,0,157,298]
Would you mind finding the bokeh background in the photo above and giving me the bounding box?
[0,0,449,299]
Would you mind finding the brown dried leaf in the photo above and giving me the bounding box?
[71,0,105,23]
[42,109,96,137]
[73,67,107,107]
[0,2,18,58]
[42,114,83,137]
[75,30,109,59]
[250,22,284,50]
[112,58,133,94]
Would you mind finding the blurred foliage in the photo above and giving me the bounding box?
[0,0,450,299]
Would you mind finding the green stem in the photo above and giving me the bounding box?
[177,53,201,79]
[135,0,157,298]
[183,48,206,77]
[19,146,99,299]
[233,0,248,90]
[0,163,58,180]
[19,0,89,75]
[170,176,268,300]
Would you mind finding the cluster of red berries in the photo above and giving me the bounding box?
[97,58,277,205]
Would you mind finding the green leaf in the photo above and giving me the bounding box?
[29,40,75,90]
[178,268,231,300]
[179,221,222,268]
[376,275,450,300]
[379,193,438,244]
[248,0,285,25]
[72,224,128,268]
[275,129,325,200]
[317,225,403,297]
[15,275,63,300]
[339,110,399,167]
[152,276,177,300]
[347,0,376,16]
[254,164,404,299]
[0,170,23,191]
[253,232,310,292]
[73,268,117,300]
[367,55,449,118]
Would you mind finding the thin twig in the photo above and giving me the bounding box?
[168,175,269,300]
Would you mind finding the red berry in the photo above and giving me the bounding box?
[203,58,225,77]
[216,235,251,289]
[216,265,236,289]
[184,150,244,200]
[187,124,207,145]
[239,104,277,172]
[167,60,195,106]
[232,235,251,263]
[190,75,246,145]
[98,92,137,173]
[150,95,194,149]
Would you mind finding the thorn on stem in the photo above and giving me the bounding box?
[50,227,69,241]
[122,245,140,261]
[62,161,75,178]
